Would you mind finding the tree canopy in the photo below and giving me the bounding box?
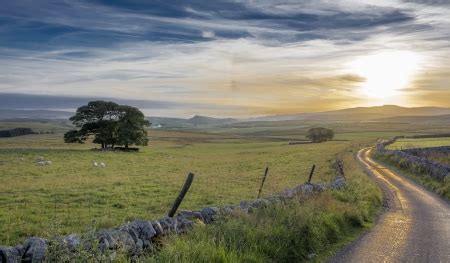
[306,127,334,143]
[64,101,150,149]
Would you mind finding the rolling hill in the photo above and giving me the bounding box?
[374,114,450,124]
[250,105,450,122]
[2,105,450,129]
[0,109,74,120]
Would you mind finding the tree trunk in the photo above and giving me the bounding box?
[125,143,129,150]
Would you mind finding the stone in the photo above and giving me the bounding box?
[313,183,327,192]
[177,210,204,221]
[13,245,24,259]
[120,225,140,244]
[200,207,219,224]
[294,184,314,195]
[97,230,115,251]
[331,176,346,190]
[0,246,23,263]
[250,199,270,209]
[151,221,164,236]
[22,237,47,263]
[127,220,156,244]
[97,228,137,254]
[63,234,80,251]
[158,217,177,232]
[279,188,296,198]
[221,205,238,215]
[239,201,251,212]
[265,195,282,204]
[175,216,194,233]
[111,230,136,253]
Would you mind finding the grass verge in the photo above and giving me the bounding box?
[138,150,382,262]
[374,153,449,199]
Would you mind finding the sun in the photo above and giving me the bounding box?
[349,50,422,98]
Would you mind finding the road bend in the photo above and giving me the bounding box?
[330,148,450,263]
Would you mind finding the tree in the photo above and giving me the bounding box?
[64,101,150,149]
[306,127,334,143]
[66,101,121,148]
[116,105,150,149]
[63,129,86,143]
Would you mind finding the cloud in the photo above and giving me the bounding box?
[0,0,449,117]
[202,31,215,38]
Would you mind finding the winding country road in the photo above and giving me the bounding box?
[331,148,450,263]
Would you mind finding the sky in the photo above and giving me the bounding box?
[0,0,449,117]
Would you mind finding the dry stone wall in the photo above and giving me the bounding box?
[0,174,347,263]
[375,138,449,181]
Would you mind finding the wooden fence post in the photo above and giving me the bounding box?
[168,172,194,217]
[307,164,316,184]
[336,159,345,178]
[257,167,269,199]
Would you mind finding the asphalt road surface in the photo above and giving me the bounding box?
[330,148,450,263]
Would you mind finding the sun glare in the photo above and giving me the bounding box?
[349,50,422,98]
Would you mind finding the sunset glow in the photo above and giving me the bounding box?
[349,51,423,99]
[0,1,449,117]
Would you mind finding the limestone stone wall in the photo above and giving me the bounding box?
[0,171,347,262]
[375,138,449,181]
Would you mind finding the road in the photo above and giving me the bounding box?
[330,148,450,263]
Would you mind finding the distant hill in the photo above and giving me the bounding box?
[374,114,450,124]
[250,105,450,122]
[187,115,238,126]
[147,115,239,128]
[330,105,450,116]
[2,105,450,127]
[147,116,194,129]
[0,109,74,120]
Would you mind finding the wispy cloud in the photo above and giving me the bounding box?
[0,0,449,117]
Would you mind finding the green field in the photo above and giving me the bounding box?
[0,130,359,245]
[385,137,450,166]
[1,120,449,247]
[377,137,450,198]
[387,137,450,150]
[144,150,382,262]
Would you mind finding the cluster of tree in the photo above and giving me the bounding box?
[64,101,150,149]
[0,128,36,137]
[306,127,334,143]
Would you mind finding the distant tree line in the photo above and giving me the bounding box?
[306,127,334,143]
[0,128,36,138]
[64,101,150,149]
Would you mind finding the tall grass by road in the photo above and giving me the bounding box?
[142,150,382,262]
[375,153,449,199]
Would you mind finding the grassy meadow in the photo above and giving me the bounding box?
[141,149,383,262]
[387,137,450,150]
[0,119,448,250]
[386,137,450,166]
[0,129,363,245]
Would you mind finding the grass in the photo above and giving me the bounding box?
[0,131,353,245]
[374,153,450,199]
[382,137,449,197]
[0,120,72,133]
[387,137,450,150]
[140,150,382,262]
[1,120,446,260]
